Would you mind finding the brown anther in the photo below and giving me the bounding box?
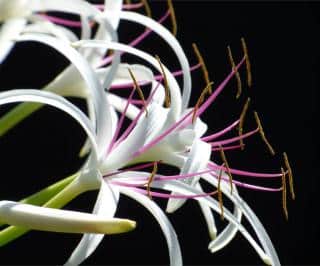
[253,111,276,156]
[141,0,152,18]
[283,152,295,200]
[192,82,214,123]
[167,0,177,36]
[192,43,212,94]
[146,162,158,199]
[238,98,251,150]
[219,146,234,194]
[241,37,252,88]
[128,68,148,116]
[227,45,242,99]
[217,164,224,220]
[155,55,171,108]
[281,167,288,220]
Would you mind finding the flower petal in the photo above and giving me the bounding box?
[119,186,183,266]
[0,18,26,64]
[166,140,211,213]
[152,179,276,265]
[119,10,192,111]
[196,183,217,240]
[65,178,120,265]
[202,174,280,265]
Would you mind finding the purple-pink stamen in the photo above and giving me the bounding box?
[201,119,240,142]
[209,128,259,147]
[208,162,283,178]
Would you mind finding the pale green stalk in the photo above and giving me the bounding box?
[0,102,43,137]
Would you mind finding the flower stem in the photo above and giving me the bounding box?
[0,174,80,246]
[0,102,43,137]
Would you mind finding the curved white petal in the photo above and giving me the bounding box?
[102,0,122,29]
[202,174,280,265]
[196,183,217,240]
[119,11,192,112]
[152,180,275,265]
[0,89,98,160]
[166,140,211,213]
[16,33,112,160]
[0,18,26,64]
[65,179,120,265]
[23,18,78,42]
[30,0,100,17]
[207,175,242,252]
[119,186,183,266]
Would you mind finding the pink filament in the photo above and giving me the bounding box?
[212,144,243,151]
[208,162,282,178]
[209,128,259,147]
[202,119,240,142]
[107,87,136,153]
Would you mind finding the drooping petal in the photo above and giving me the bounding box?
[196,183,217,240]
[201,174,280,265]
[65,179,120,265]
[207,176,243,253]
[119,186,183,266]
[151,180,277,265]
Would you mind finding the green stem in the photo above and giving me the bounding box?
[0,174,80,246]
[0,102,44,137]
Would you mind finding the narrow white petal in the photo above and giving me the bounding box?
[166,140,211,213]
[119,11,192,112]
[65,180,120,265]
[202,174,280,265]
[17,34,112,160]
[0,18,26,64]
[196,183,217,240]
[0,89,98,161]
[30,0,100,17]
[119,186,183,266]
[23,19,79,42]
[152,180,276,265]
[0,200,134,234]
[102,0,122,29]
[208,175,242,252]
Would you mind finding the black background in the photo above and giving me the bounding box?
[0,1,319,265]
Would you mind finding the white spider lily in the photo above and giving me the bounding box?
[0,1,289,266]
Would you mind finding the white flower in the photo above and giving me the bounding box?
[0,1,290,266]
